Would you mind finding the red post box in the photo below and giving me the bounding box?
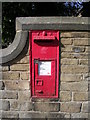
[29,30,59,98]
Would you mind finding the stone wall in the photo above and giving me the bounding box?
[0,31,89,119]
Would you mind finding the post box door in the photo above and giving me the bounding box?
[29,30,59,98]
[34,60,56,96]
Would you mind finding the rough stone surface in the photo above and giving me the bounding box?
[20,72,29,80]
[4,81,29,90]
[0,91,18,99]
[73,38,88,46]
[19,112,65,118]
[18,91,31,101]
[61,59,78,65]
[81,102,88,113]
[34,102,60,112]
[61,38,72,45]
[71,113,88,118]
[0,100,10,111]
[60,81,88,91]
[73,92,88,101]
[79,59,88,65]
[2,72,20,80]
[60,91,71,102]
[60,102,81,113]
[60,74,83,82]
[10,64,29,71]
[61,32,90,38]
[2,112,19,118]
[61,65,88,74]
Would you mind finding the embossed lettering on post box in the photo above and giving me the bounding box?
[29,30,59,98]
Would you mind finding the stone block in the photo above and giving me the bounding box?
[60,32,89,38]
[61,65,88,74]
[71,113,88,118]
[19,112,46,118]
[0,91,18,99]
[4,81,29,90]
[61,38,72,45]
[61,45,72,52]
[61,59,78,65]
[19,102,34,111]
[10,101,19,111]
[19,112,65,118]
[2,111,19,118]
[2,66,9,71]
[20,72,29,80]
[61,52,88,59]
[61,74,83,82]
[79,59,88,65]
[82,102,88,113]
[73,38,88,46]
[0,100,10,111]
[18,91,31,101]
[60,102,81,113]
[73,92,88,101]
[2,72,20,80]
[10,64,29,71]
[60,81,88,92]
[34,102,60,112]
[60,91,71,102]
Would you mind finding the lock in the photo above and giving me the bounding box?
[29,30,59,98]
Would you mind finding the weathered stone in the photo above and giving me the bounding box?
[73,38,88,46]
[73,92,88,101]
[2,66,9,71]
[0,100,10,111]
[82,102,88,113]
[61,45,72,52]
[64,113,71,118]
[0,91,18,99]
[0,81,4,90]
[71,113,88,118]
[4,81,29,90]
[2,72,20,80]
[20,72,29,80]
[19,112,46,118]
[17,56,29,64]
[61,65,88,73]
[18,91,31,101]
[19,112,64,118]
[34,102,60,112]
[19,102,34,111]
[61,52,88,59]
[61,74,83,82]
[10,64,29,71]
[61,59,78,65]
[10,101,34,111]
[2,111,19,118]
[10,101,19,111]
[79,59,88,65]
[61,32,89,38]
[60,91,71,102]
[60,102,81,113]
[61,38,72,45]
[60,81,88,91]
[72,46,85,53]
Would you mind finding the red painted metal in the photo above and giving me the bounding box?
[29,30,59,98]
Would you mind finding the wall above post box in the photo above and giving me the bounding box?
[0,17,90,64]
